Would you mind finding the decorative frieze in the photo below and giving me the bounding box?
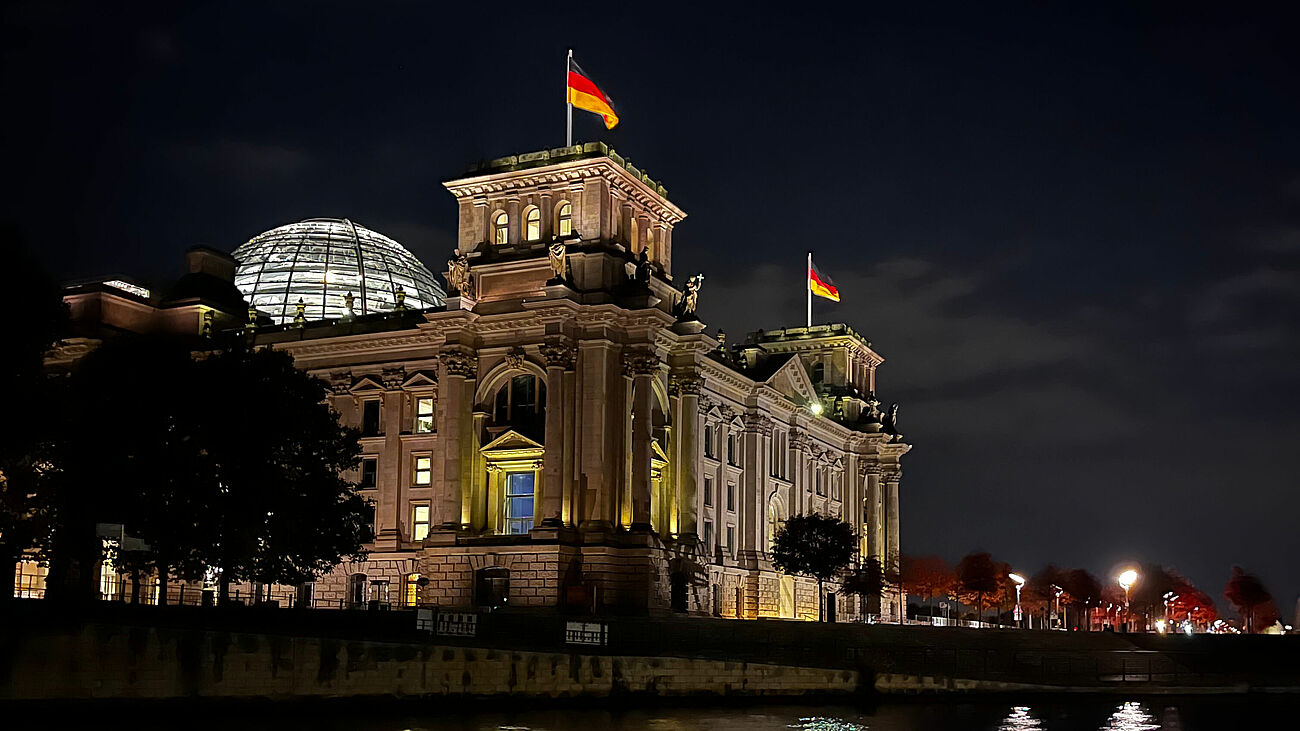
[327,371,352,395]
[381,366,405,390]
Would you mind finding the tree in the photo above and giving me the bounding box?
[842,556,885,620]
[0,231,66,600]
[194,344,373,599]
[901,554,956,618]
[1223,566,1276,633]
[1058,568,1102,631]
[957,551,1000,625]
[770,513,856,621]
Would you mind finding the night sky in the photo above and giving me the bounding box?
[5,3,1297,612]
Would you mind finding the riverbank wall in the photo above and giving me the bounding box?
[3,601,1297,701]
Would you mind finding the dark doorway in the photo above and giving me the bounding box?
[670,572,688,613]
[476,567,510,611]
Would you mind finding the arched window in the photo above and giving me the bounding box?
[524,206,541,242]
[556,201,572,237]
[493,211,508,245]
[493,374,546,438]
[766,499,784,553]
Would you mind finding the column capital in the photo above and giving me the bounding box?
[669,373,701,396]
[539,338,577,369]
[327,370,352,395]
[622,347,660,377]
[788,428,809,452]
[439,349,478,378]
[859,462,883,478]
[882,467,902,482]
[741,411,774,436]
[381,365,406,390]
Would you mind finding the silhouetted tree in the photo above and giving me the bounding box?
[957,551,1000,625]
[0,230,66,600]
[842,556,885,620]
[1223,566,1275,633]
[771,513,856,621]
[195,345,373,599]
[1058,568,1102,630]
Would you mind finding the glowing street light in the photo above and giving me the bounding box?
[809,401,823,416]
[1051,584,1065,630]
[1117,569,1138,632]
[1009,573,1026,628]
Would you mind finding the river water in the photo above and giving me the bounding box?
[216,697,1295,730]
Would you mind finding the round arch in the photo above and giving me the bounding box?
[474,357,547,408]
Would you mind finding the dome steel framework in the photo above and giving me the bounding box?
[232,218,444,324]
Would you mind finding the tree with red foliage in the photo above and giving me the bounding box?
[1057,568,1102,631]
[901,554,956,617]
[1223,566,1277,633]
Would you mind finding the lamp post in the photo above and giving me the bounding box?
[1117,569,1138,632]
[1009,573,1026,629]
[1051,584,1064,630]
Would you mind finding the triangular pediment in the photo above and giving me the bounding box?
[402,370,438,389]
[481,429,544,453]
[765,356,817,404]
[349,375,384,393]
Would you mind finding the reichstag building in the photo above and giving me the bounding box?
[42,144,911,620]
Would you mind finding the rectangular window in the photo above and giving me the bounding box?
[412,504,430,542]
[816,470,825,496]
[726,483,735,512]
[360,457,378,489]
[415,397,434,433]
[727,434,736,465]
[703,477,713,506]
[412,455,432,485]
[703,520,713,548]
[505,471,535,534]
[704,425,714,458]
[362,399,381,436]
[726,526,735,554]
[404,573,421,607]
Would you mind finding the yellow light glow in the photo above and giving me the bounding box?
[809,402,823,415]
[1118,569,1138,588]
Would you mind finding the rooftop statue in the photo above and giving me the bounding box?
[447,251,471,296]
[547,241,569,283]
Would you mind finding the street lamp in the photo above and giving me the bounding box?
[1009,573,1026,629]
[1117,569,1138,632]
[1051,584,1064,630]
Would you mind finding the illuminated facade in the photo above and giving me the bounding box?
[39,143,909,620]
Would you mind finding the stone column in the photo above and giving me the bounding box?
[885,469,901,574]
[741,412,771,556]
[625,348,658,530]
[863,466,881,563]
[436,349,476,529]
[672,372,701,538]
[539,339,576,527]
[377,366,406,548]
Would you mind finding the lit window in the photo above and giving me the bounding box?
[360,457,378,488]
[493,211,508,245]
[557,201,572,237]
[362,400,381,436]
[413,455,431,485]
[505,472,535,534]
[524,206,541,242]
[415,397,434,433]
[412,504,430,541]
[404,573,421,607]
[703,477,713,506]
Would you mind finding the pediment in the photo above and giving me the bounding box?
[402,370,438,389]
[349,375,385,393]
[482,429,544,453]
[765,356,817,404]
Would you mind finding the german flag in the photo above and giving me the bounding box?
[567,57,619,130]
[809,261,840,302]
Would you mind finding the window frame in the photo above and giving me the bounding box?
[556,201,572,237]
[504,471,535,535]
[492,211,509,245]
[359,456,378,489]
[414,396,434,434]
[412,454,432,486]
[703,476,713,506]
[523,205,541,242]
[411,503,431,542]
[361,399,382,437]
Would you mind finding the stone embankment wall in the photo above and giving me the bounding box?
[1,624,858,701]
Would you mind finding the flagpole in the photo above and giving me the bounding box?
[807,251,813,328]
[566,49,573,147]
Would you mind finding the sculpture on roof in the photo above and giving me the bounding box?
[882,402,901,439]
[675,273,704,320]
[447,251,471,296]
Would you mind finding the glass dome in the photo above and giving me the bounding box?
[232,218,445,324]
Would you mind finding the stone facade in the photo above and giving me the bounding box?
[44,142,911,620]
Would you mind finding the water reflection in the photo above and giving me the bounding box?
[787,718,868,731]
[998,706,1044,730]
[1101,702,1160,731]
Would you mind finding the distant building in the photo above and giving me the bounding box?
[30,143,911,620]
